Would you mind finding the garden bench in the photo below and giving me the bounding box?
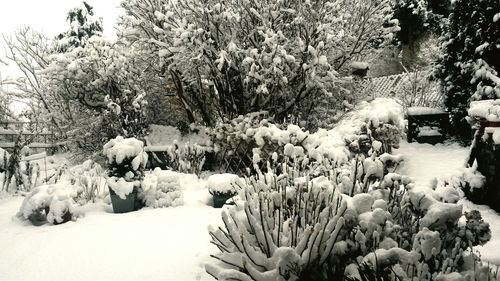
[406,107,449,144]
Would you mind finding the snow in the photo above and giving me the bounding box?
[0,172,220,280]
[103,136,148,168]
[495,13,500,23]
[468,100,500,144]
[107,176,139,199]
[407,106,447,116]
[469,100,500,122]
[395,141,500,265]
[417,126,442,137]
[206,173,241,194]
[350,61,369,70]
[475,42,490,54]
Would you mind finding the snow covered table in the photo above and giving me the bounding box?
[406,107,449,144]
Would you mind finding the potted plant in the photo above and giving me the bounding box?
[207,174,242,208]
[103,136,148,213]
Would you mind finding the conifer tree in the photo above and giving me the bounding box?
[56,1,103,52]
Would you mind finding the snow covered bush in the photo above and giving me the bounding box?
[120,0,398,125]
[16,184,77,225]
[148,143,207,176]
[209,99,405,175]
[68,159,105,204]
[46,36,150,139]
[103,136,148,199]
[207,134,494,280]
[141,168,183,208]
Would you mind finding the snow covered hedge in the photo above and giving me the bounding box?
[209,98,405,175]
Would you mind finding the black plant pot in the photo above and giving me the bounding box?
[28,206,50,226]
[52,210,73,225]
[109,187,138,213]
[212,192,235,208]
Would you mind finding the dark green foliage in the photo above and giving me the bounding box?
[392,0,428,45]
[433,0,500,141]
[391,0,450,46]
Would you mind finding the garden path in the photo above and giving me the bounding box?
[395,141,500,265]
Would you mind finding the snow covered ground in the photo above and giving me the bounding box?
[396,141,500,265]
[1,140,499,280]
[0,173,222,280]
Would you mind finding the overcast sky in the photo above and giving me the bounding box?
[0,0,123,79]
[0,0,124,114]
[0,0,123,39]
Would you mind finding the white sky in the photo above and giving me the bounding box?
[0,0,123,78]
[0,0,124,114]
[0,0,123,39]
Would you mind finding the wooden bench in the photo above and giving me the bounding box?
[407,107,450,144]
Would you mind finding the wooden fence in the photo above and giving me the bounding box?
[0,121,56,149]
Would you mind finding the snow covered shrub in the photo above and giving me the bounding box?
[16,184,77,225]
[141,168,183,208]
[68,159,105,204]
[336,98,405,155]
[103,136,148,199]
[207,153,495,280]
[46,36,151,139]
[209,98,405,175]
[0,137,41,192]
[149,143,206,176]
[206,174,349,280]
[121,0,398,126]
[210,111,347,175]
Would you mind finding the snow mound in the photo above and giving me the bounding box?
[142,168,183,208]
[334,98,405,138]
[16,184,77,224]
[408,185,463,229]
